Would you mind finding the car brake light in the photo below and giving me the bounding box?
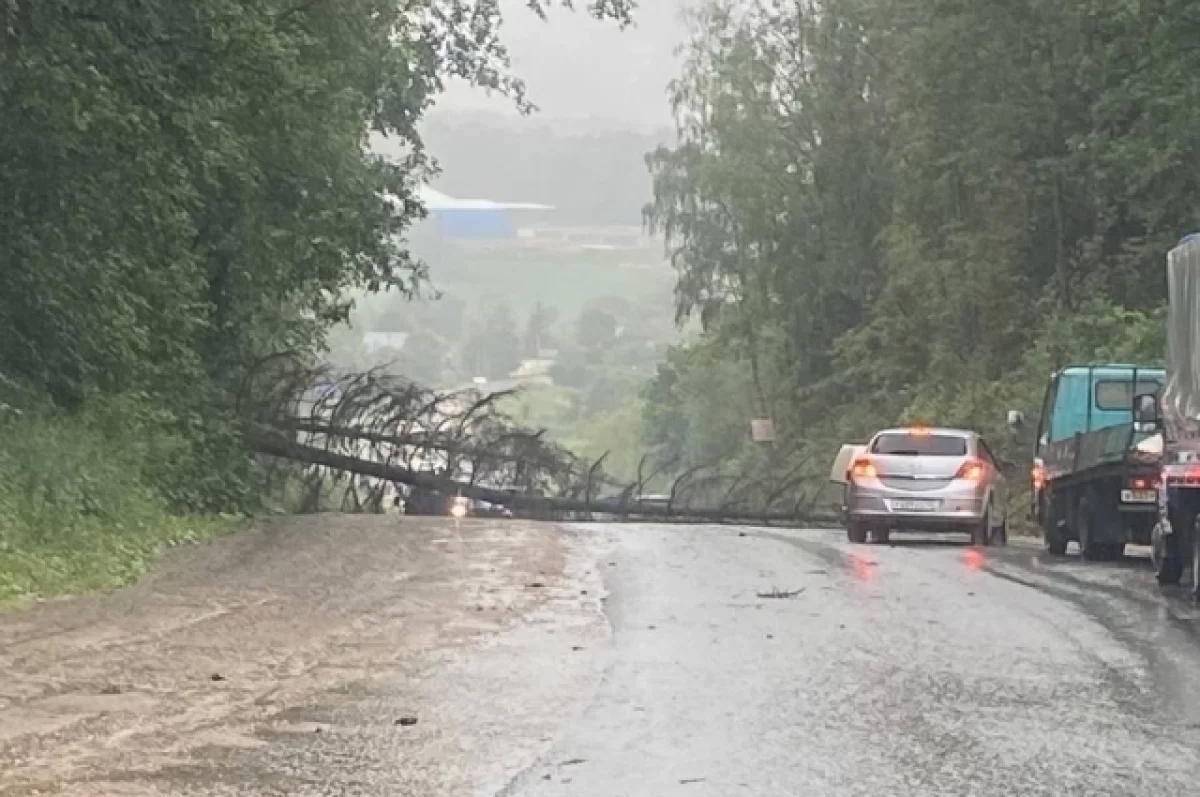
[955,459,985,482]
[1129,476,1154,490]
[849,458,877,480]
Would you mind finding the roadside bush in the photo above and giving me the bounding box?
[0,401,241,604]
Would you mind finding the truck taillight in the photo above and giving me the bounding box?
[954,459,985,482]
[849,458,877,480]
[1031,462,1046,490]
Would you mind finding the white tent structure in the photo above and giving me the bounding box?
[417,184,553,212]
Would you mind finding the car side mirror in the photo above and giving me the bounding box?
[1133,392,1161,427]
[1006,410,1025,431]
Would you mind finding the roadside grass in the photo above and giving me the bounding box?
[0,407,246,607]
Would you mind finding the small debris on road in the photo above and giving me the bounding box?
[395,716,418,727]
[738,531,747,537]
[757,587,805,599]
[526,581,546,588]
[560,758,586,766]
[571,645,584,651]
[99,684,122,695]
[680,777,706,785]
[210,673,226,682]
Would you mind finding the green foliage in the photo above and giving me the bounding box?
[461,303,522,380]
[578,307,618,349]
[0,403,243,604]
[0,0,636,597]
[642,0,1196,510]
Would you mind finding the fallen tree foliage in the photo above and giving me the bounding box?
[240,356,834,524]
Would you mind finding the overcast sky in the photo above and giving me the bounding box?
[438,0,696,131]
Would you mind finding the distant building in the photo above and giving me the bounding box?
[511,358,555,385]
[513,224,659,253]
[363,331,409,352]
[418,185,553,241]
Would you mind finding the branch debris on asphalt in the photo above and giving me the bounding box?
[757,587,805,599]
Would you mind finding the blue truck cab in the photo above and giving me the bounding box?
[1032,364,1165,559]
[1041,365,1165,445]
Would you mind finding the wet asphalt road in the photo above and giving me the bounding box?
[501,525,1200,797]
[7,519,1200,796]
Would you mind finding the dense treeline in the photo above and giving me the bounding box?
[0,0,632,599]
[644,0,1199,512]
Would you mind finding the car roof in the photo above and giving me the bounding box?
[872,427,975,439]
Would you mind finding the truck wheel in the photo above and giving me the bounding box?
[1040,495,1067,555]
[1152,521,1184,585]
[1044,524,1067,556]
[1191,523,1200,600]
[1077,499,1112,561]
[847,522,867,544]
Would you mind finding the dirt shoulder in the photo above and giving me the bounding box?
[0,515,611,796]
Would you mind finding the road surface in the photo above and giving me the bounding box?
[4,518,1200,795]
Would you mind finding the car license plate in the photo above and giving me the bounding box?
[889,499,939,512]
[1121,489,1156,503]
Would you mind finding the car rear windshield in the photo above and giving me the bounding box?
[871,433,967,456]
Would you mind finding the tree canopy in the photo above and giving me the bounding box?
[643,0,1197,509]
[0,0,633,511]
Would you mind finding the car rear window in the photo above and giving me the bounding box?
[871,433,967,456]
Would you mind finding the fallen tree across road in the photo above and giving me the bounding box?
[248,430,838,526]
[239,357,834,525]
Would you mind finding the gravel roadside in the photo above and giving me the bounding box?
[0,516,611,797]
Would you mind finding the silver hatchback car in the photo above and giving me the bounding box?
[845,427,1009,546]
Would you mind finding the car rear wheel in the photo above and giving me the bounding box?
[971,506,990,547]
[847,522,867,544]
[994,519,1008,547]
[871,528,891,545]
